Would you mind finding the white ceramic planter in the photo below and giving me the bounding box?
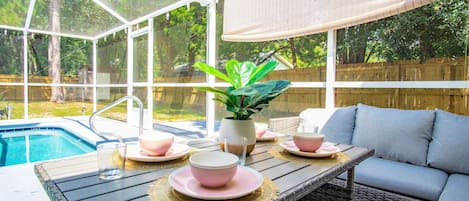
[219,118,256,155]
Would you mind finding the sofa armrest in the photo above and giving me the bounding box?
[269,116,300,135]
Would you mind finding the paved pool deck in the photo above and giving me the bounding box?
[0,117,211,201]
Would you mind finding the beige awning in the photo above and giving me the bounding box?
[222,0,436,42]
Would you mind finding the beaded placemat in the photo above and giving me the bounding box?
[148,175,279,201]
[268,145,350,165]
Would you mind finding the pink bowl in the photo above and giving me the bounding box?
[189,151,238,188]
[139,134,174,156]
[255,123,268,138]
[292,133,324,152]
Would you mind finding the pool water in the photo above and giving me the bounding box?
[0,127,95,166]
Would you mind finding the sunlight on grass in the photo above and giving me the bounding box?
[2,101,205,122]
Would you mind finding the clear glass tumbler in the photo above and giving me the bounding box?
[97,142,126,180]
[223,136,247,166]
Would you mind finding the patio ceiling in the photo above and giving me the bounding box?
[0,0,209,40]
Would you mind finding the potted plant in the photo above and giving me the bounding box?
[194,59,290,154]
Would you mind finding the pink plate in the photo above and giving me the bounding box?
[120,143,190,162]
[169,166,263,200]
[256,131,281,142]
[279,141,340,158]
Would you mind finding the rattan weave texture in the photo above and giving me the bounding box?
[301,179,423,201]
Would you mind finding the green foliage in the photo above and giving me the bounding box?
[0,1,28,26]
[61,38,91,77]
[0,30,23,75]
[153,3,206,77]
[28,34,49,75]
[194,60,290,120]
[337,0,468,63]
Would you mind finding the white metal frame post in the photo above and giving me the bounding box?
[129,24,152,129]
[23,32,29,119]
[127,26,134,126]
[326,30,337,109]
[92,40,98,112]
[147,19,154,130]
[206,0,217,136]
[22,0,36,119]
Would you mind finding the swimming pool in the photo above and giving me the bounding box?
[0,127,96,167]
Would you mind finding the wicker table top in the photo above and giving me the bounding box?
[34,139,373,201]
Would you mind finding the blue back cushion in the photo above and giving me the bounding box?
[427,109,469,174]
[320,106,357,144]
[352,104,434,166]
[438,174,469,201]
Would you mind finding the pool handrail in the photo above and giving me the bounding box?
[89,95,144,140]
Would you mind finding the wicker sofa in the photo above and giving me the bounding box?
[269,103,469,201]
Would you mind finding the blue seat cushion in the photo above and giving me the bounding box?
[352,103,434,166]
[427,109,469,174]
[439,174,469,201]
[338,157,447,201]
[320,105,357,144]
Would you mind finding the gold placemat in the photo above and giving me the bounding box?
[148,175,279,201]
[268,145,350,165]
[113,149,198,172]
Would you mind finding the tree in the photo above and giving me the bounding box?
[48,0,63,102]
[337,0,467,64]
[381,0,468,61]
[152,3,207,110]
[153,4,206,78]
[0,1,28,75]
[0,0,28,26]
[337,23,379,64]
[0,31,23,75]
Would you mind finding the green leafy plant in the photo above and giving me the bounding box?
[194,59,290,120]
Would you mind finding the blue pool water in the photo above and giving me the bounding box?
[0,127,95,166]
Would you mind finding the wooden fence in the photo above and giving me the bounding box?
[266,57,469,115]
[0,56,468,115]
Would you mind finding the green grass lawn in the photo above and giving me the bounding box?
[1,101,205,122]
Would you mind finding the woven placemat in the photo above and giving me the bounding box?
[113,149,197,172]
[148,175,279,201]
[268,145,350,165]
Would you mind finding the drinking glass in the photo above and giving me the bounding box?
[223,136,247,166]
[97,142,126,180]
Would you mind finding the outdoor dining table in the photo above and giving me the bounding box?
[34,136,373,201]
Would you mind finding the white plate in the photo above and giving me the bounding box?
[120,143,190,162]
[279,141,340,158]
[168,166,263,200]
